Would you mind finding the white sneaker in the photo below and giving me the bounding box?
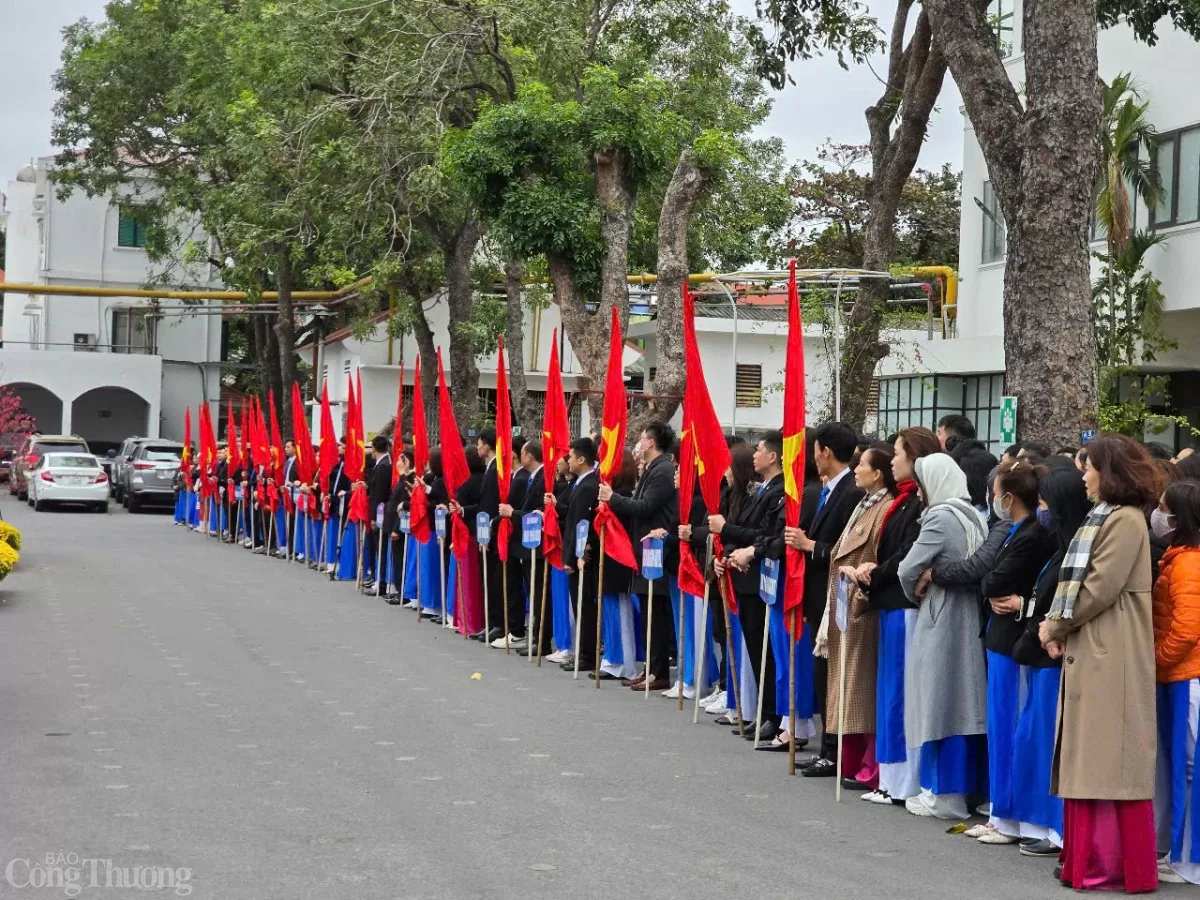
[974,802,992,817]
[869,790,897,805]
[662,684,681,699]
[977,830,1018,845]
[705,706,730,717]
[862,790,884,803]
[905,796,937,818]
[491,634,527,649]
[700,689,726,709]
[296,553,305,562]
[1158,863,1187,884]
[402,600,419,610]
[545,650,568,664]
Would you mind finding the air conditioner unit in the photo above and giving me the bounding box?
[31,196,46,215]
[73,333,98,352]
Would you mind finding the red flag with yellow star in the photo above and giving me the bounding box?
[593,306,637,569]
[541,332,570,570]
[782,261,808,634]
[436,350,472,558]
[495,335,514,563]
[407,358,433,544]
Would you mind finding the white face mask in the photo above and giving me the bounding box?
[1151,508,1176,540]
[992,493,1012,522]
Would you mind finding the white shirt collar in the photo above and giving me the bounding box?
[824,466,851,493]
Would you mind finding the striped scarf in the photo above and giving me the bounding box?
[844,487,891,533]
[1048,501,1116,621]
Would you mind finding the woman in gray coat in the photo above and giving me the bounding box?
[898,453,989,819]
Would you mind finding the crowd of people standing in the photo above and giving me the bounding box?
[174,413,1200,894]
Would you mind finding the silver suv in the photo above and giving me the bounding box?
[111,436,151,502]
[124,441,183,512]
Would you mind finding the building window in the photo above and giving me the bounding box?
[111,308,156,354]
[1151,126,1200,228]
[989,0,1015,57]
[735,364,763,408]
[343,359,351,376]
[116,212,149,249]
[877,374,1006,455]
[981,181,1006,263]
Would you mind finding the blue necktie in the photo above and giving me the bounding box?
[817,485,830,513]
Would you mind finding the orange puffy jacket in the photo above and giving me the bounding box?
[1153,545,1200,683]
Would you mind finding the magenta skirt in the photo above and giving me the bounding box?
[451,549,485,636]
[1060,798,1157,893]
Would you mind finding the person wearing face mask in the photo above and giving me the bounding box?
[962,460,1057,846]
[1148,461,1183,580]
[1152,480,1200,884]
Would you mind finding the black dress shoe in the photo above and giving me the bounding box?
[802,757,837,777]
[1020,839,1060,858]
[795,754,822,769]
[596,671,619,681]
[468,631,488,642]
[744,720,780,742]
[562,661,595,672]
[841,777,872,790]
[486,627,504,643]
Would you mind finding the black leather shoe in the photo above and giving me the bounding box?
[468,631,488,642]
[841,777,872,791]
[1020,839,1060,858]
[744,720,780,742]
[486,627,504,643]
[596,671,619,681]
[795,754,822,769]
[802,758,837,777]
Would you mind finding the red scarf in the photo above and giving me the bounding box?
[881,478,918,532]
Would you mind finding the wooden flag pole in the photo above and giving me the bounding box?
[528,549,538,665]
[753,613,770,748]
[331,503,349,581]
[677,581,688,712]
[439,537,450,629]
[317,509,328,571]
[458,546,469,639]
[717,577,745,737]
[788,609,799,776]
[836,624,848,802]
[415,536,423,622]
[481,545,491,644]
[644,578,654,698]
[694,586,711,724]
[536,558,550,667]
[594,532,606,689]
[355,524,364,593]
[572,559,586,680]
[502,559,511,654]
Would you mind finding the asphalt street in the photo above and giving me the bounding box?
[0,497,1154,899]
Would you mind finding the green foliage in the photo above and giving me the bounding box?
[456,295,509,358]
[746,0,881,90]
[1097,1,1200,44]
[1096,74,1161,255]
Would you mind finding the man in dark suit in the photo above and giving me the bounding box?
[501,439,548,654]
[458,428,502,642]
[783,421,865,775]
[599,421,677,690]
[361,436,393,592]
[557,437,600,671]
[716,430,788,742]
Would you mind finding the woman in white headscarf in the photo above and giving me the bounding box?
[898,453,990,819]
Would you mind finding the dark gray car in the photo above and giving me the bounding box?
[112,437,152,502]
[124,441,184,512]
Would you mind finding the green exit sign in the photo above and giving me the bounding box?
[1000,396,1018,445]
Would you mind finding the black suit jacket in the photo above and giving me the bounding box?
[366,455,393,525]
[511,466,546,560]
[981,516,1056,655]
[802,471,865,624]
[462,459,501,538]
[721,473,786,597]
[561,471,600,568]
[863,493,923,611]
[607,454,677,591]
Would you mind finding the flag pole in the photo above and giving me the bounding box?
[528,548,538,665]
[439,535,449,629]
[789,610,798,776]
[331,497,348,580]
[677,579,688,712]
[836,623,848,802]
[355,524,364,593]
[537,558,550,667]
[317,503,328,571]
[415,536,423,622]
[457,544,468,639]
[693,534,714,724]
[573,558,586,680]
[644,578,654,698]
[502,559,511,654]
[754,614,770,748]
[481,544,491,643]
[376,525,386,597]
[594,532,606,689]
[717,576,745,737]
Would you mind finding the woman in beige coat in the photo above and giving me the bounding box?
[1040,434,1159,893]
[816,442,896,792]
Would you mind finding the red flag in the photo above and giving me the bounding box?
[318,382,338,496]
[181,408,193,469]
[226,397,242,476]
[408,358,432,544]
[542,502,563,570]
[593,307,636,569]
[291,382,315,484]
[343,374,364,482]
[391,374,406,490]
[495,335,513,562]
[240,400,250,480]
[782,260,808,635]
[436,350,472,557]
[268,390,292,514]
[540,332,569,570]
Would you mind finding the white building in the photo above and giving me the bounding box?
[0,157,224,452]
[878,5,1200,453]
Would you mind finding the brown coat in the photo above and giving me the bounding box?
[1045,505,1156,800]
[822,495,891,734]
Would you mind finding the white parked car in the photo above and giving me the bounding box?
[28,452,110,513]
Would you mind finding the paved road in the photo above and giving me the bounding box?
[0,498,1123,899]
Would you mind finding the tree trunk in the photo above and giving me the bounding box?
[925,0,1100,447]
[409,294,440,445]
[839,4,947,430]
[255,312,285,421]
[272,250,298,438]
[504,258,537,436]
[629,149,709,437]
[443,214,482,433]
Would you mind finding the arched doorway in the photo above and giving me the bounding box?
[6,382,63,433]
[70,387,150,456]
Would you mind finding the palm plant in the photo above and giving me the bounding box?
[1096,73,1161,258]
